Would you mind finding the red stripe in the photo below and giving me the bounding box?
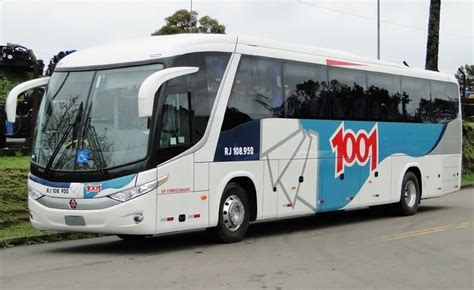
[326,59,363,66]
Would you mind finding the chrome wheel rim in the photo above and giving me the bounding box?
[222,195,245,232]
[404,180,417,208]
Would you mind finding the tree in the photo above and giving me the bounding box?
[197,16,226,34]
[455,64,474,96]
[151,9,225,36]
[425,0,441,71]
[0,72,28,103]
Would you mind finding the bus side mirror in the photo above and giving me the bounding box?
[6,77,50,123]
[138,67,199,118]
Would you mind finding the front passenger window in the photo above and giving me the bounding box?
[159,91,191,149]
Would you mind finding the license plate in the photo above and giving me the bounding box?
[46,187,69,195]
[65,215,86,226]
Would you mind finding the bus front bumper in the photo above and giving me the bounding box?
[28,191,157,235]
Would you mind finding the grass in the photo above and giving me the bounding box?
[0,155,30,169]
[0,221,98,247]
[0,221,45,240]
[462,173,474,187]
[463,122,474,175]
[0,156,30,229]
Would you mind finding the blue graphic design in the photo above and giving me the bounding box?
[214,120,261,162]
[82,174,136,198]
[300,120,445,211]
[76,149,91,165]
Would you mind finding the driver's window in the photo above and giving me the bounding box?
[159,92,191,148]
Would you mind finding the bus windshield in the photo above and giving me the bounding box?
[32,63,164,171]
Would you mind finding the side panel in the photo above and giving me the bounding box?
[441,155,461,194]
[156,154,209,234]
[417,155,443,199]
[155,192,209,234]
[277,159,317,216]
[320,158,360,211]
[194,162,209,191]
[260,119,319,217]
[262,159,278,219]
[358,157,392,206]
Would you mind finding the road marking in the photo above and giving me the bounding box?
[384,221,474,241]
[454,225,471,229]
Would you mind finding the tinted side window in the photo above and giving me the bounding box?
[328,67,368,120]
[222,56,283,131]
[171,52,230,140]
[446,83,460,120]
[401,77,431,122]
[431,81,459,123]
[367,72,402,121]
[283,62,328,119]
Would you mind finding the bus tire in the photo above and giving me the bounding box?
[397,171,420,216]
[215,182,250,243]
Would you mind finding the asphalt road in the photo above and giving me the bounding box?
[1,188,473,289]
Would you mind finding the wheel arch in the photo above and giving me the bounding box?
[227,176,257,222]
[398,163,423,201]
[210,171,259,227]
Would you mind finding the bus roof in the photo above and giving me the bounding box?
[57,34,237,70]
[57,34,456,83]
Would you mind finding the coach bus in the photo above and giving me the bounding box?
[23,34,461,242]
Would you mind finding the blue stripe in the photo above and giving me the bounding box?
[82,174,136,198]
[29,174,71,188]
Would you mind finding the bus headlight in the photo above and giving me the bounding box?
[108,180,157,202]
[28,187,44,200]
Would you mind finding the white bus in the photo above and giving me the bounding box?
[23,34,462,242]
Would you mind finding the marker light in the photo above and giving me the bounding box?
[28,187,44,200]
[108,180,157,202]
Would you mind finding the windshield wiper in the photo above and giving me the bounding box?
[73,100,107,174]
[43,102,84,176]
[84,121,107,174]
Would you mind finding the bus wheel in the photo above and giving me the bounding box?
[216,182,250,243]
[397,171,420,216]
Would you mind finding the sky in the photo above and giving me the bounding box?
[0,0,472,75]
